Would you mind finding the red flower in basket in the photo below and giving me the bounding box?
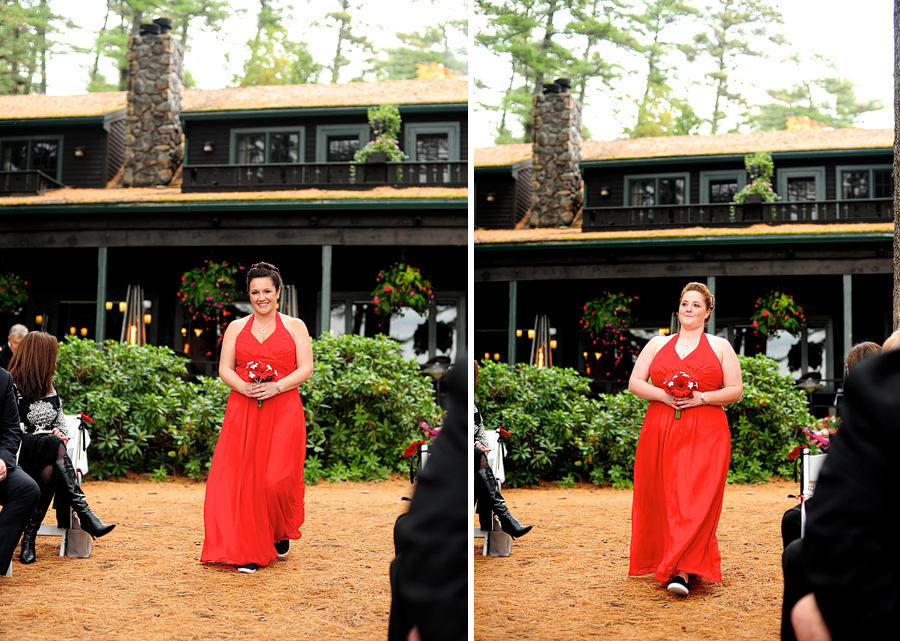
[247,360,278,407]
[662,371,699,419]
[498,426,510,437]
[403,440,427,458]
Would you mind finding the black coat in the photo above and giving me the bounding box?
[0,369,22,469]
[801,349,900,639]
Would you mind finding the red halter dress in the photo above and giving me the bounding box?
[202,314,306,567]
[629,333,731,582]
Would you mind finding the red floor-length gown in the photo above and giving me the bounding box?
[202,313,306,567]
[629,332,731,582]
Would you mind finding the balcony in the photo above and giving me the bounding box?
[0,170,64,196]
[582,198,893,231]
[181,160,468,193]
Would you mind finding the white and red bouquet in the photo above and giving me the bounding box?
[663,371,699,419]
[247,360,278,407]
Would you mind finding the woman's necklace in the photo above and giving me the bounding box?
[255,314,276,334]
[681,333,701,350]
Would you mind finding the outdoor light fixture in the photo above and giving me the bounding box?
[69,327,76,335]
[35,314,43,325]
[144,313,152,325]
[594,352,601,361]
[194,328,203,337]
[486,192,496,202]
[550,339,557,349]
[105,301,113,311]
[516,329,522,337]
[493,353,500,361]
[203,141,214,153]
[484,352,490,360]
[119,302,127,313]
[80,327,88,337]
[600,186,609,196]
[527,329,535,339]
[74,146,85,158]
[181,327,187,336]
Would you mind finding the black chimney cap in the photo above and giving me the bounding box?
[139,22,161,35]
[542,83,561,95]
[153,17,173,34]
[555,78,572,91]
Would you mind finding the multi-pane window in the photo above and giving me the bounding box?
[709,179,738,203]
[415,133,450,162]
[1,137,61,179]
[326,135,359,162]
[840,167,891,199]
[786,177,817,202]
[627,175,686,206]
[232,129,302,164]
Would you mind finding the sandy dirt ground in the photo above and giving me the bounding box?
[474,479,798,641]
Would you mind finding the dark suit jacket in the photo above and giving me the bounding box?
[0,369,22,469]
[801,349,900,639]
[388,360,467,641]
[0,344,11,371]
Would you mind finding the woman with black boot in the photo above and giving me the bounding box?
[9,332,114,564]
[473,361,532,540]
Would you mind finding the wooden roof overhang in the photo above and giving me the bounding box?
[474,226,893,282]
[0,197,467,248]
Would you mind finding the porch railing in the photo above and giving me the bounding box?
[181,160,468,193]
[0,170,64,196]
[582,198,893,231]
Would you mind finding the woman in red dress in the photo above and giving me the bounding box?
[202,262,313,573]
[627,282,743,596]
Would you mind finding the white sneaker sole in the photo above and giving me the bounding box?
[238,565,257,573]
[667,582,689,596]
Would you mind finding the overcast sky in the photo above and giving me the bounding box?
[45,0,467,94]
[472,0,894,143]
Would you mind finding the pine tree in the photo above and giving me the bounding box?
[236,0,322,85]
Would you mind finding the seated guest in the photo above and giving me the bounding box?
[783,341,899,640]
[0,364,39,576]
[8,332,114,565]
[0,324,27,371]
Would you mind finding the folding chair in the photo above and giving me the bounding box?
[799,446,827,538]
[474,429,505,555]
[35,414,93,558]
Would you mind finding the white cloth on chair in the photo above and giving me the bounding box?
[63,415,90,475]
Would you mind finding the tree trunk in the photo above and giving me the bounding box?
[893,0,900,328]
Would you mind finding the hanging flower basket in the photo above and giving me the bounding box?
[371,263,434,316]
[581,292,636,340]
[751,291,806,337]
[0,272,27,314]
[178,260,243,321]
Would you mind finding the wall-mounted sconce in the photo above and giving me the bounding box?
[493,353,500,361]
[69,326,77,335]
[582,351,589,360]
[194,328,203,337]
[143,313,152,325]
[80,327,88,337]
[600,186,610,197]
[203,141,214,153]
[483,352,490,360]
[527,329,535,339]
[35,314,43,325]
[118,302,127,313]
[105,301,113,311]
[594,352,601,361]
[74,146,86,158]
[516,329,522,337]
[550,339,558,349]
[181,327,187,336]
[486,192,496,202]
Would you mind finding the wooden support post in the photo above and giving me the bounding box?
[94,247,107,343]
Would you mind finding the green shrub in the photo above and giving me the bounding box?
[299,334,442,484]
[476,354,813,487]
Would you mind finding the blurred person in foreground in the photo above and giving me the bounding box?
[0,324,27,371]
[388,360,467,641]
[787,341,900,640]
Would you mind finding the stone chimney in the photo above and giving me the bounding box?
[123,19,184,187]
[530,80,583,227]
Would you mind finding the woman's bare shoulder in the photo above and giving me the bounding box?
[225,315,251,336]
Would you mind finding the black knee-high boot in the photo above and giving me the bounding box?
[473,476,493,531]
[53,457,115,539]
[475,466,533,539]
[19,482,55,564]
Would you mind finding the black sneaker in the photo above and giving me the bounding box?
[238,563,258,574]
[667,576,689,596]
[275,540,290,557]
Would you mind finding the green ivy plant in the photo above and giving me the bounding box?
[731,151,780,219]
[352,104,409,182]
[751,291,807,337]
[0,272,27,314]
[371,262,435,317]
[178,260,243,321]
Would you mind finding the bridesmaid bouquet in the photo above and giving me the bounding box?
[663,371,699,419]
[247,360,278,407]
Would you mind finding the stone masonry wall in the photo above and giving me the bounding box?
[123,33,184,187]
[530,92,583,227]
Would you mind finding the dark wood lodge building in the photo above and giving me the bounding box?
[475,125,893,412]
[0,30,467,374]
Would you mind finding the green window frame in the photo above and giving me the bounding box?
[776,167,825,201]
[623,172,690,206]
[228,127,306,164]
[699,169,746,205]
[834,164,892,200]
[404,122,460,161]
[0,135,64,181]
[315,124,370,162]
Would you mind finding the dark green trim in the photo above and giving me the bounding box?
[475,160,532,175]
[0,198,466,216]
[180,102,467,123]
[475,232,892,252]
[580,147,893,169]
[0,109,126,131]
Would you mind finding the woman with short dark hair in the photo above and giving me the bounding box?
[9,332,114,564]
